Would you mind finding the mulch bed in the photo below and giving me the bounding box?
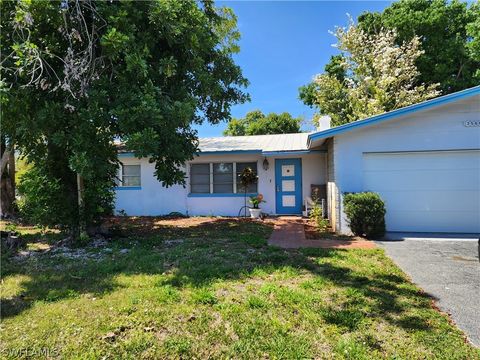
[304,219,358,241]
[104,216,272,238]
[302,219,376,249]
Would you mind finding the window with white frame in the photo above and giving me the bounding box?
[236,162,258,193]
[190,164,210,193]
[190,162,257,194]
[118,164,141,187]
[213,163,233,193]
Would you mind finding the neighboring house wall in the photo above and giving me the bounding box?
[115,152,326,216]
[333,95,480,234]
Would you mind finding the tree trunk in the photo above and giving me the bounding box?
[9,150,15,202]
[0,148,10,179]
[77,173,86,236]
[0,140,16,218]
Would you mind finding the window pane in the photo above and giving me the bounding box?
[191,164,210,193]
[213,183,233,193]
[123,164,140,176]
[121,165,141,186]
[237,182,257,194]
[191,164,210,175]
[123,176,141,187]
[213,173,233,183]
[190,174,210,185]
[236,162,258,193]
[213,163,233,174]
[236,162,257,174]
[191,184,210,193]
[213,163,233,193]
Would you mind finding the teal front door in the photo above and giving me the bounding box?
[275,159,302,214]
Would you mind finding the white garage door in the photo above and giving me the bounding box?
[363,150,480,233]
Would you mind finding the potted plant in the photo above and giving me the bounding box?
[249,194,265,219]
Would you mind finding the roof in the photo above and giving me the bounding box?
[198,133,311,154]
[308,85,480,145]
[119,86,479,157]
[116,132,314,157]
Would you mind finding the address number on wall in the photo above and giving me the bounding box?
[463,120,480,127]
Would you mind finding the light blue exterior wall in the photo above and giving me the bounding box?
[332,95,480,234]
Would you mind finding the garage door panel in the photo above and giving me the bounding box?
[380,190,480,212]
[364,169,479,191]
[363,151,480,233]
[364,151,480,171]
[387,210,479,233]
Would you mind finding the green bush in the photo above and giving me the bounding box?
[309,202,329,232]
[343,192,386,239]
[17,163,114,232]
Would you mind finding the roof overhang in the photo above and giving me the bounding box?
[118,149,326,158]
[307,85,480,147]
[195,149,325,157]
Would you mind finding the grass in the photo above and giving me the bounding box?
[1,217,479,359]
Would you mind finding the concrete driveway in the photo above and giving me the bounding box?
[376,238,480,347]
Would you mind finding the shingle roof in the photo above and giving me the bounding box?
[198,133,310,153]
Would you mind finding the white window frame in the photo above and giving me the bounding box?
[212,162,234,194]
[235,162,258,194]
[189,161,258,194]
[118,163,141,187]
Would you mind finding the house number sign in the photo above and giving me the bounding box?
[463,120,480,127]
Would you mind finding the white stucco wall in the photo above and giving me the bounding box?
[333,95,480,234]
[114,152,326,216]
[114,157,188,216]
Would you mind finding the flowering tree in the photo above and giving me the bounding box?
[300,19,440,127]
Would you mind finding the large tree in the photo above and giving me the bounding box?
[466,1,480,79]
[311,0,480,98]
[300,20,440,127]
[223,110,302,136]
[1,0,248,235]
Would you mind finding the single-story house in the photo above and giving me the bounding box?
[115,85,480,234]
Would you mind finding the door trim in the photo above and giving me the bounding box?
[275,158,302,214]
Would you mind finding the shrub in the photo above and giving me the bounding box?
[343,192,386,239]
[17,163,114,233]
[309,202,329,232]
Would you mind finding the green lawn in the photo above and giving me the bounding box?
[1,217,478,359]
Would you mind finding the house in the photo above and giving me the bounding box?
[115,86,480,234]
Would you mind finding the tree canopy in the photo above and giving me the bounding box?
[300,0,479,127]
[223,110,302,136]
[300,21,439,127]
[1,0,248,233]
[357,0,480,94]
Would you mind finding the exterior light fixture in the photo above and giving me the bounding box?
[262,157,269,171]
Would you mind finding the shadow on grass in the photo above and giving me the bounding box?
[1,217,433,333]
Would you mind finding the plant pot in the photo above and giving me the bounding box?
[249,208,262,219]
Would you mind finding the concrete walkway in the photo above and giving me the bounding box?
[268,217,375,249]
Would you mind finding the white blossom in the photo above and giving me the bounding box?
[313,19,440,125]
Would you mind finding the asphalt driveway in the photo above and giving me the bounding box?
[376,238,480,347]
